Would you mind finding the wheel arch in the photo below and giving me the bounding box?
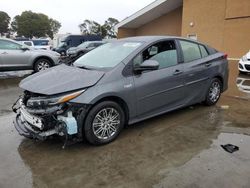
[91,96,130,125]
[214,75,224,89]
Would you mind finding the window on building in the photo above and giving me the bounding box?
[180,40,201,63]
[133,40,178,69]
[187,34,197,40]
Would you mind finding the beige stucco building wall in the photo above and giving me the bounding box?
[117,0,250,58]
[136,7,182,36]
[182,0,250,58]
[117,7,183,38]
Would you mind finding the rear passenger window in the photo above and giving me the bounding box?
[199,45,209,57]
[180,40,201,63]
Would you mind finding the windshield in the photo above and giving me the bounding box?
[58,42,66,48]
[74,42,142,68]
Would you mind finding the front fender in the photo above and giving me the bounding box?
[71,76,137,120]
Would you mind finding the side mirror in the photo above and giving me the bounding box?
[134,60,159,73]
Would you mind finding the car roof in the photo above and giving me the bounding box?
[118,36,205,45]
[0,38,22,44]
[0,38,16,42]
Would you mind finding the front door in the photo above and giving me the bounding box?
[0,39,31,69]
[133,40,186,117]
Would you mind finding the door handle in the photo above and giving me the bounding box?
[1,52,8,55]
[173,69,183,75]
[205,62,212,67]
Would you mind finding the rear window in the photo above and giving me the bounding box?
[199,45,209,58]
[180,40,201,63]
[32,40,49,46]
[24,41,32,46]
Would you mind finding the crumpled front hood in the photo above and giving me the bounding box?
[20,64,104,95]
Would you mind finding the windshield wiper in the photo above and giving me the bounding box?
[76,65,93,70]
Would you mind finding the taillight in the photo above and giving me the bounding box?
[223,53,228,59]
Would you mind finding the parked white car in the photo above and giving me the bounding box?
[236,75,250,95]
[239,51,250,73]
[32,39,51,50]
[20,41,35,47]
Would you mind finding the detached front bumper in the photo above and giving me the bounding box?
[13,99,60,140]
[14,113,56,140]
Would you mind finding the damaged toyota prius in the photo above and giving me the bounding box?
[13,36,228,146]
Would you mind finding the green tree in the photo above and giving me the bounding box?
[11,11,61,38]
[0,11,10,35]
[103,17,119,38]
[79,20,100,35]
[47,18,61,38]
[79,18,119,38]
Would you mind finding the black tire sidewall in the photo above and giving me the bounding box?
[239,71,247,75]
[34,58,51,72]
[205,78,222,106]
[84,101,125,145]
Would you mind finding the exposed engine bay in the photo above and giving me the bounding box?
[12,90,90,148]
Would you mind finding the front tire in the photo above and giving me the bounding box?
[84,101,125,145]
[34,58,52,72]
[204,78,222,106]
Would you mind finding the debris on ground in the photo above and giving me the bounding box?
[220,105,229,110]
[221,144,239,153]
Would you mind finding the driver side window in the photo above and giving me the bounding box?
[0,40,21,50]
[133,40,178,69]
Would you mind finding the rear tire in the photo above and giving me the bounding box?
[204,78,222,106]
[84,101,125,145]
[34,58,52,72]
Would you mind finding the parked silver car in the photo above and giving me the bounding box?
[13,36,228,146]
[0,38,60,72]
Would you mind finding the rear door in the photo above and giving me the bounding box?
[178,40,211,103]
[133,40,186,117]
[0,39,31,69]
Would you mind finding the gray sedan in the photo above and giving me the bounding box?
[0,38,60,72]
[13,36,228,146]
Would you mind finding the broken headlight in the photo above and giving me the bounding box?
[26,90,85,107]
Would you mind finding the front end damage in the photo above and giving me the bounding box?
[12,90,90,148]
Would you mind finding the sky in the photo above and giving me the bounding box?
[1,0,155,34]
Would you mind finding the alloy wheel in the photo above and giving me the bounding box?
[37,61,50,71]
[208,81,221,103]
[92,107,120,140]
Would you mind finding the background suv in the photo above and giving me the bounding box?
[67,41,106,58]
[0,38,60,72]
